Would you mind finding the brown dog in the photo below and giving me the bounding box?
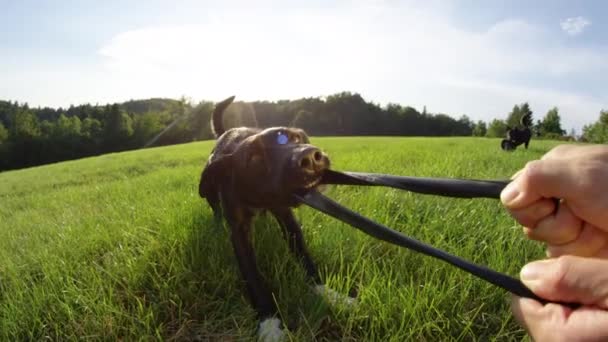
[199,96,351,340]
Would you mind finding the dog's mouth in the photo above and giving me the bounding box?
[301,176,322,190]
[289,176,324,201]
[298,175,323,191]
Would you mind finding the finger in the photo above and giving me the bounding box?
[511,295,572,341]
[591,249,608,259]
[541,144,579,161]
[564,307,608,341]
[543,144,608,163]
[507,198,556,229]
[501,159,581,209]
[510,168,525,180]
[511,295,545,331]
[520,256,608,308]
[546,223,608,258]
[524,202,583,245]
[512,295,608,342]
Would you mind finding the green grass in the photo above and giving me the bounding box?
[0,137,561,341]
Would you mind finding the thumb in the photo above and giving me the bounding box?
[501,159,579,209]
[520,256,608,308]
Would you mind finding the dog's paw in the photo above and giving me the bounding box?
[258,317,286,342]
[314,285,357,307]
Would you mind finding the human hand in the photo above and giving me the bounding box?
[500,144,608,258]
[512,256,608,341]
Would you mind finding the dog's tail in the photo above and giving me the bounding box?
[520,112,533,128]
[212,96,236,138]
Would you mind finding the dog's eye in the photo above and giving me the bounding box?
[276,132,289,145]
[292,135,301,143]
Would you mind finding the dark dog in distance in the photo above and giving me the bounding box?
[199,96,355,341]
[501,112,532,151]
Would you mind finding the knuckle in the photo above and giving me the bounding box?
[585,162,604,185]
[528,311,569,342]
[545,246,561,258]
[537,255,573,291]
[523,160,543,180]
[547,214,581,245]
[551,255,574,289]
[512,210,536,229]
[522,217,540,230]
[555,255,573,271]
[542,144,570,160]
[517,201,555,229]
[551,230,577,247]
[543,331,571,342]
[553,144,570,153]
[537,200,556,217]
[576,163,601,195]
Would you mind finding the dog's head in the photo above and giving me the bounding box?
[201,127,329,207]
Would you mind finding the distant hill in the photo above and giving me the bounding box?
[121,98,182,115]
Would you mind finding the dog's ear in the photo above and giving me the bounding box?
[292,128,310,144]
[199,155,232,198]
[233,135,268,171]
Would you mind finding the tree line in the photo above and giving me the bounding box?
[473,102,570,139]
[0,91,605,171]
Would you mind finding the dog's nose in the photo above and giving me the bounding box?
[297,147,327,172]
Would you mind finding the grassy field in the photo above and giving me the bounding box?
[0,137,562,341]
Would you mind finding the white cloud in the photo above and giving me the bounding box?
[48,4,606,132]
[560,16,591,36]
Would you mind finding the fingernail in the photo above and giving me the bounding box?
[520,261,549,289]
[501,182,520,205]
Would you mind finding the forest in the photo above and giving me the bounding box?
[0,91,604,171]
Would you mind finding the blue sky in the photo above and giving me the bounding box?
[1,0,606,132]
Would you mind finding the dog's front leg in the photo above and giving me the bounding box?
[271,208,356,307]
[229,217,276,314]
[223,199,284,341]
[271,207,321,284]
[206,190,223,223]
